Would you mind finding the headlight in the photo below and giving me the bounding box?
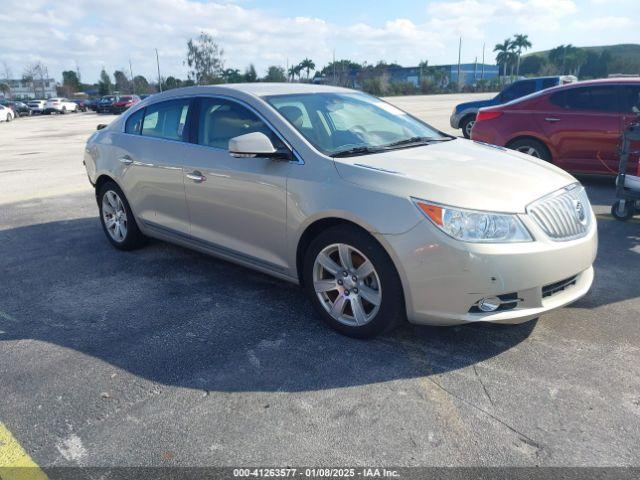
[413,199,532,243]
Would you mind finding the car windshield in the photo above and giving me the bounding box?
[266,92,448,156]
[120,96,132,102]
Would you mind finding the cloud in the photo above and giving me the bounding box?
[0,0,636,84]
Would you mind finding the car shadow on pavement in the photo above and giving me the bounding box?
[2,215,606,394]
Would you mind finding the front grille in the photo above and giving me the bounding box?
[542,275,578,298]
[527,184,592,241]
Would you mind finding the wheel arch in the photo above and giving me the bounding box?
[294,217,405,289]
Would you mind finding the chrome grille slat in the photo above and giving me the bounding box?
[527,184,592,241]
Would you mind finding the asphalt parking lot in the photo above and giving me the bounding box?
[1,95,639,469]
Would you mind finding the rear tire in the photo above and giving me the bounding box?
[508,138,551,162]
[98,181,148,250]
[461,115,476,139]
[303,225,405,338]
[611,200,635,221]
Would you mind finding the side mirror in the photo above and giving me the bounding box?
[229,132,289,160]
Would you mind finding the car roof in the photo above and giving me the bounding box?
[158,82,355,98]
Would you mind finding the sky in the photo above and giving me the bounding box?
[0,0,638,83]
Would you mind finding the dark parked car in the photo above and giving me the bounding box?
[97,95,118,113]
[72,99,88,112]
[0,100,31,117]
[451,75,577,138]
[110,95,141,114]
[470,78,640,175]
[86,98,99,111]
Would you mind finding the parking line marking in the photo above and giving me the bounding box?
[0,422,48,480]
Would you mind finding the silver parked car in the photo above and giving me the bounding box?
[84,84,597,338]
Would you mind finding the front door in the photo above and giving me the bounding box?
[182,97,292,272]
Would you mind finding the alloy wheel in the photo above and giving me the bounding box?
[464,120,475,138]
[102,190,128,242]
[312,243,382,326]
[515,145,541,158]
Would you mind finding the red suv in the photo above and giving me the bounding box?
[471,79,640,174]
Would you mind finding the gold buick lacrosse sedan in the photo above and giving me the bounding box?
[84,83,597,338]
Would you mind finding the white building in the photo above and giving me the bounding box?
[0,78,57,100]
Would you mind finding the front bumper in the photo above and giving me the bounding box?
[381,213,597,326]
[450,111,462,129]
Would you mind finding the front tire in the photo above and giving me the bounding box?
[303,225,405,338]
[98,181,147,250]
[461,115,476,139]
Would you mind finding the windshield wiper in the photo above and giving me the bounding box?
[331,146,386,158]
[383,136,454,149]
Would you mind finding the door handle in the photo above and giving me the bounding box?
[544,117,561,123]
[186,171,206,183]
[119,155,133,165]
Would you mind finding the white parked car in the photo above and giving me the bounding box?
[28,99,46,114]
[44,97,78,114]
[0,105,13,122]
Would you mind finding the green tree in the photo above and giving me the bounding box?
[98,68,113,96]
[512,34,532,76]
[494,39,513,79]
[185,32,225,84]
[222,68,244,83]
[133,75,150,93]
[113,70,130,93]
[244,64,257,82]
[162,76,182,90]
[519,55,546,76]
[62,70,81,94]
[321,59,362,86]
[549,44,587,75]
[299,58,316,80]
[263,66,286,82]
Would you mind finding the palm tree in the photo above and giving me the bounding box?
[494,39,512,81]
[287,65,298,82]
[513,34,532,76]
[299,58,315,80]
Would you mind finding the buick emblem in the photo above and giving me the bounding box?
[574,200,587,224]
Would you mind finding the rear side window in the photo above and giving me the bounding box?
[552,86,619,112]
[541,78,557,89]
[141,99,191,141]
[125,108,144,134]
[197,98,282,150]
[621,86,640,113]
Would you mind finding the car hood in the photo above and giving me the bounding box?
[455,98,496,112]
[333,139,577,213]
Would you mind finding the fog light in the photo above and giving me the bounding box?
[477,296,501,312]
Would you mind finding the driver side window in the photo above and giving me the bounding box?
[197,98,283,150]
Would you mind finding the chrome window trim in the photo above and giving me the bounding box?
[122,93,304,165]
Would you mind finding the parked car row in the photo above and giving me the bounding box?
[0,93,148,121]
[469,78,640,175]
[451,75,578,138]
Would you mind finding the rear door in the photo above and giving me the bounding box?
[538,85,621,173]
[113,98,193,234]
